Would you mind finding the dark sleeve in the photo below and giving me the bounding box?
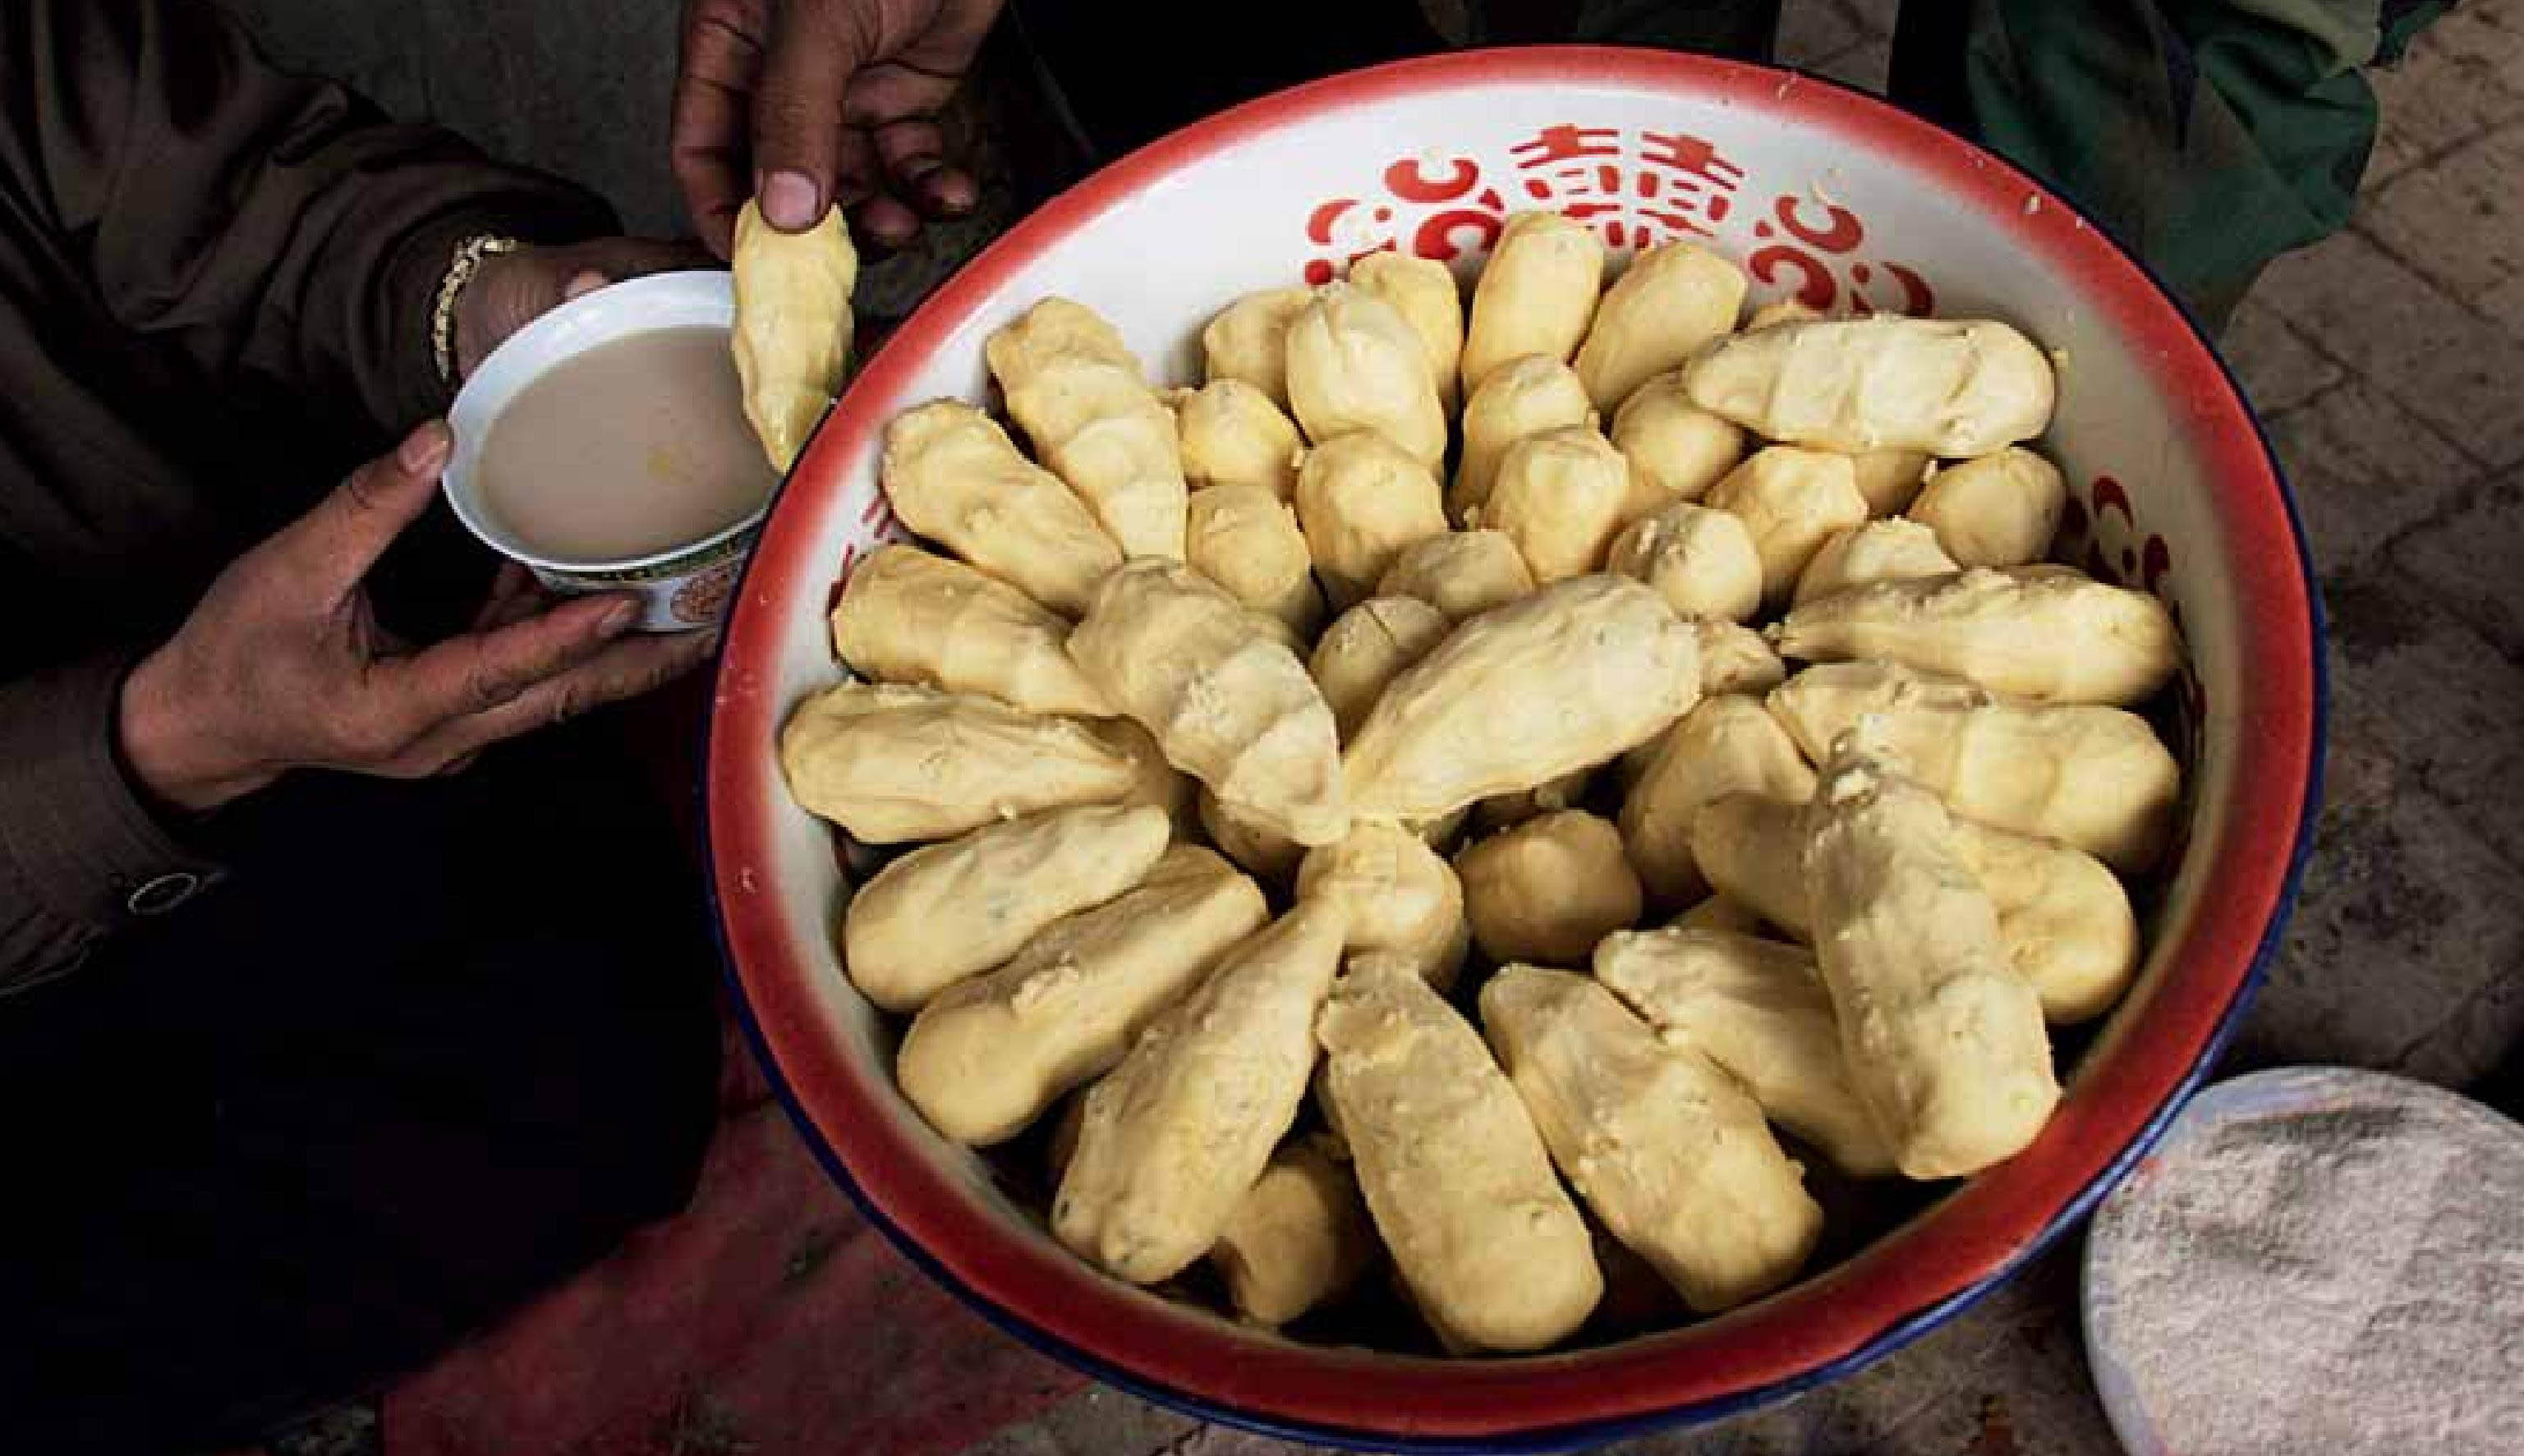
[0,0,619,991]
[9,0,617,430]
[0,655,223,995]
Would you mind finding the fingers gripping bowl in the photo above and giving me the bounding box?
[707,48,2319,1449]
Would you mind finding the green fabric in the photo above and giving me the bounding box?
[1954,0,2435,328]
[2379,0,2457,60]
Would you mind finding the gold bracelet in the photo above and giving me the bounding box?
[430,233,519,387]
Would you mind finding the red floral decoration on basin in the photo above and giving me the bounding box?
[2057,475,2209,870]
[1303,122,1935,316]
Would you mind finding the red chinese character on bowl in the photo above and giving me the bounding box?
[2058,475,2205,846]
[1739,192,1935,316]
[1292,121,1947,321]
[1297,124,1767,280]
[1302,156,1507,284]
[1505,125,1746,250]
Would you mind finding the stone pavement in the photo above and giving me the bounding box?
[218,0,2523,1452]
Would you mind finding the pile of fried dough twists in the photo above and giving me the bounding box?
[760,206,2185,1354]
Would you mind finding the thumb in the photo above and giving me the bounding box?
[749,2,871,231]
[284,421,452,594]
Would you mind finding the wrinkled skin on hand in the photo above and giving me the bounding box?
[671,0,1001,255]
[120,425,714,813]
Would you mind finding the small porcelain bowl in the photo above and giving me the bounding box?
[706,48,2321,1450]
[443,270,766,632]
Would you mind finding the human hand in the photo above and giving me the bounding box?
[454,237,716,379]
[118,423,716,813]
[671,0,1004,257]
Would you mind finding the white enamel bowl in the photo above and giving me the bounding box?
[706,48,2321,1450]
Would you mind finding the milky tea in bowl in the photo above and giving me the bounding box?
[443,271,787,631]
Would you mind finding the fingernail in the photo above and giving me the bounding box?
[600,600,639,635]
[563,269,610,301]
[400,421,452,473]
[931,173,978,214]
[761,171,822,230]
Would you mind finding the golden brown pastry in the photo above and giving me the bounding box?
[830,544,1113,717]
[1308,595,1454,742]
[1209,1138,1377,1326]
[1767,660,2180,872]
[1594,926,1896,1176]
[986,298,1188,558]
[1683,316,2056,456]
[1285,284,1449,467]
[897,846,1269,1146]
[1295,820,1470,990]
[879,400,1122,616]
[1456,810,1644,965]
[1068,560,1349,846]
[1773,567,2184,706]
[1573,241,1747,415]
[1174,378,1304,500]
[1317,956,1602,1353]
[1344,575,1699,823]
[779,681,1136,844]
[730,199,857,471]
[1480,965,1822,1311]
[1803,742,2060,1178]
[1460,211,1605,395]
[1054,903,1347,1282]
[1184,484,1324,638]
[842,802,1171,1013]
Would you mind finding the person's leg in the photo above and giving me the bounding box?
[1888,0,2455,332]
[0,715,720,1454]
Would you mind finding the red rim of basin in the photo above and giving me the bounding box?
[706,44,2318,1449]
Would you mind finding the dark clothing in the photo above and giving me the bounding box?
[0,723,722,1454]
[1018,0,2451,330]
[0,0,610,993]
[1887,0,2452,328]
[0,4,720,1449]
